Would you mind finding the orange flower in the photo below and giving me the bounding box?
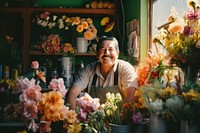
[36,70,46,83]
[87,18,93,24]
[137,66,149,86]
[84,30,94,40]
[40,91,65,121]
[82,20,89,29]
[76,25,84,32]
[72,17,81,25]
[65,109,78,124]
[168,22,184,33]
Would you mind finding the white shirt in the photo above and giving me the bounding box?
[73,59,138,92]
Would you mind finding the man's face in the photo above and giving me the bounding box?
[97,40,119,67]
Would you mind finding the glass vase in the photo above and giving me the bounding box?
[148,113,167,133]
[60,56,75,88]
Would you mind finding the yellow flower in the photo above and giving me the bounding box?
[187,0,197,9]
[101,17,109,26]
[64,43,72,47]
[159,87,177,98]
[87,18,93,24]
[182,89,200,102]
[65,110,78,124]
[105,21,115,32]
[69,47,75,54]
[164,38,170,46]
[66,123,82,133]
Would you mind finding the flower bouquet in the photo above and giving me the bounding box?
[167,78,200,129]
[73,93,107,133]
[153,0,200,82]
[61,42,76,57]
[64,16,97,41]
[136,49,186,132]
[0,78,19,121]
[14,76,85,133]
[32,11,70,53]
[102,92,148,133]
[33,11,69,35]
[40,34,62,54]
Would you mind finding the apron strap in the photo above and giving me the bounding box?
[92,64,119,86]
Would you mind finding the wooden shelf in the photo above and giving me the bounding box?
[0,7,116,72]
[0,8,26,13]
[29,51,96,56]
[27,8,116,15]
[0,121,24,127]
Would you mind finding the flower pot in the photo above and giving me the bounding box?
[76,37,89,53]
[109,123,131,133]
[180,120,189,133]
[180,120,200,133]
[133,124,145,133]
[60,56,75,88]
[148,113,167,133]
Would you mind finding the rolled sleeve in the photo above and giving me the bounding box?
[119,60,138,89]
[73,62,96,91]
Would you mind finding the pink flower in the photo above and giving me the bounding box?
[31,61,39,70]
[76,93,102,122]
[28,120,39,133]
[79,108,88,121]
[40,11,50,19]
[39,121,52,133]
[23,100,38,120]
[186,9,200,20]
[16,77,37,93]
[20,86,42,102]
[49,78,67,97]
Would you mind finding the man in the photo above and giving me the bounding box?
[67,36,138,109]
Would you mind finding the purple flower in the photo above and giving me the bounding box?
[132,112,143,124]
[186,9,200,20]
[183,26,192,36]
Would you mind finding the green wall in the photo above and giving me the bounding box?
[140,0,148,61]
[123,0,140,21]
[123,0,148,62]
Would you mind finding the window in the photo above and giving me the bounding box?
[151,0,188,53]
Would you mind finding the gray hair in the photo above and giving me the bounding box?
[96,36,119,51]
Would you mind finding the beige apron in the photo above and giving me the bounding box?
[89,84,119,104]
[89,65,123,104]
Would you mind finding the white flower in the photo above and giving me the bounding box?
[53,15,57,21]
[196,40,200,49]
[149,98,164,114]
[166,96,183,114]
